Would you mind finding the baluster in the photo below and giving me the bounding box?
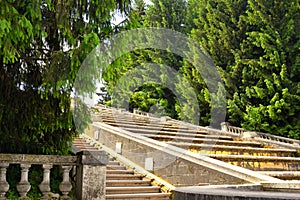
[59,166,72,200]
[0,163,9,199]
[16,164,31,199]
[38,164,52,199]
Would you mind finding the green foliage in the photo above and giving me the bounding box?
[103,0,191,121]
[102,0,299,138]
[0,0,132,154]
[191,0,299,138]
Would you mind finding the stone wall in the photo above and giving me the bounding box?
[86,124,247,186]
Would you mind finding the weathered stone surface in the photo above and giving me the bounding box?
[241,131,258,140]
[77,150,109,166]
[87,125,247,186]
[0,154,77,165]
[75,150,108,200]
[174,185,300,200]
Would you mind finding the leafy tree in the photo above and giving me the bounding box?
[0,0,131,154]
[103,0,187,120]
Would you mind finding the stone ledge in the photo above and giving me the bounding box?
[0,153,77,165]
[174,184,300,200]
[261,181,300,192]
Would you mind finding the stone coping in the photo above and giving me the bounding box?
[91,122,280,183]
[0,153,77,165]
[174,184,300,199]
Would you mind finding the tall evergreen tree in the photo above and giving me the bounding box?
[0,0,131,154]
[228,0,300,138]
[190,0,299,137]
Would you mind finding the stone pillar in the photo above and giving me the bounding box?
[0,163,9,199]
[59,165,73,200]
[75,151,108,200]
[17,164,31,199]
[220,122,229,132]
[39,164,53,199]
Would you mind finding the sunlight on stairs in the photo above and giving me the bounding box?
[91,105,300,181]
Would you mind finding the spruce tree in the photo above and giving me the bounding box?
[0,0,131,154]
[228,0,300,138]
[190,0,299,137]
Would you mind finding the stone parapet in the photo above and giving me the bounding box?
[0,151,108,199]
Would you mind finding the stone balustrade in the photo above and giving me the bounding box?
[0,151,108,200]
[220,122,244,135]
[133,108,150,117]
[220,122,300,149]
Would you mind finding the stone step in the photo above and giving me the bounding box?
[104,120,201,132]
[105,192,171,200]
[106,174,144,180]
[124,127,232,140]
[72,138,100,151]
[209,154,300,162]
[100,118,153,126]
[258,171,300,180]
[106,186,161,194]
[209,154,300,171]
[107,165,127,170]
[106,169,135,174]
[106,180,152,187]
[108,160,120,165]
[167,142,298,157]
[144,134,261,147]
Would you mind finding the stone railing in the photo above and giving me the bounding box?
[220,122,244,136]
[220,122,300,149]
[0,151,108,200]
[133,109,151,117]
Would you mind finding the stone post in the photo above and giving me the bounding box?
[39,164,53,199]
[75,151,108,200]
[0,163,9,200]
[59,165,73,200]
[16,164,31,199]
[220,122,229,132]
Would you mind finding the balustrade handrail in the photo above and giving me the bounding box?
[133,108,150,116]
[256,132,300,145]
[0,153,77,165]
[222,123,300,146]
[0,153,78,199]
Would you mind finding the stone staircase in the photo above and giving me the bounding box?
[73,138,171,200]
[90,105,300,181]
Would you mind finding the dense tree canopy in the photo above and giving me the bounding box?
[0,0,131,154]
[102,0,299,138]
[189,0,299,138]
